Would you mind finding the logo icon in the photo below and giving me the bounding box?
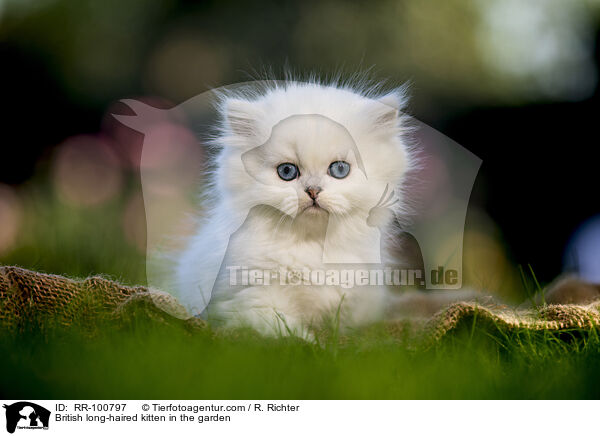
[3,402,50,434]
[114,81,481,318]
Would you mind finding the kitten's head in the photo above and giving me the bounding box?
[215,82,412,229]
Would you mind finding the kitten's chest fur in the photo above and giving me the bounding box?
[221,206,380,275]
[207,207,389,328]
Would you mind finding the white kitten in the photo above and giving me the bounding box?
[175,80,414,337]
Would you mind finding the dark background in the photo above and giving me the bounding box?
[1,0,598,297]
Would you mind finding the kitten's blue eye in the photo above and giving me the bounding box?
[277,163,299,181]
[328,161,350,179]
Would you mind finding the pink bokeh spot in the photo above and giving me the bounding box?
[52,135,124,207]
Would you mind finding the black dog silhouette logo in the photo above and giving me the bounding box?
[3,402,50,434]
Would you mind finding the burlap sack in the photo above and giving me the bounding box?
[0,266,200,331]
[1,265,599,344]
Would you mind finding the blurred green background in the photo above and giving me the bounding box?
[3,0,600,401]
[1,0,600,300]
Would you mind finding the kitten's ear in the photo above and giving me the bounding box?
[223,98,261,138]
[372,90,408,128]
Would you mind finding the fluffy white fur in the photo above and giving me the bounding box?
[175,80,414,336]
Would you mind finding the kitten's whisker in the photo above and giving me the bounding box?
[273,211,291,236]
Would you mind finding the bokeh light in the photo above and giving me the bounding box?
[144,30,230,101]
[0,184,23,256]
[140,122,204,196]
[564,214,600,283]
[102,97,176,170]
[462,208,520,300]
[122,192,146,253]
[476,0,598,100]
[52,135,124,207]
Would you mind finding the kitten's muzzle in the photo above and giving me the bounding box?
[305,186,322,201]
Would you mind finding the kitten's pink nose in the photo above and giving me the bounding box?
[305,187,322,200]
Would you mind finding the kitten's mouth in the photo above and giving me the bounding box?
[302,202,327,214]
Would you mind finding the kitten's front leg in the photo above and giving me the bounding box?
[213,288,314,340]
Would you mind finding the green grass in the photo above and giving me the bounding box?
[2,314,600,399]
[1,181,146,286]
[2,180,600,399]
